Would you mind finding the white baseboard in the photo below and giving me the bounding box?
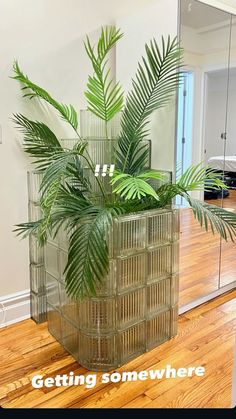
[0,289,30,328]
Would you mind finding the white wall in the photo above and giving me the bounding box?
[116,0,178,173]
[0,0,155,301]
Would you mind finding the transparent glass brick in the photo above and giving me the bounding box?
[146,309,171,350]
[117,288,145,330]
[171,274,179,306]
[59,249,67,282]
[83,167,112,195]
[79,298,115,333]
[172,208,180,242]
[147,277,171,317]
[113,214,146,257]
[30,264,45,294]
[44,242,59,279]
[61,317,79,358]
[28,203,42,222]
[95,261,116,297]
[80,110,121,139]
[172,241,179,275]
[170,305,178,337]
[59,228,69,251]
[45,273,60,309]
[29,234,44,264]
[118,322,145,365]
[59,282,80,324]
[60,138,78,150]
[48,229,60,247]
[147,209,173,248]
[27,171,42,204]
[47,303,62,341]
[116,253,146,292]
[78,332,118,371]
[147,245,172,283]
[31,292,47,324]
[148,170,172,191]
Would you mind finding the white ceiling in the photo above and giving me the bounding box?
[181,0,231,29]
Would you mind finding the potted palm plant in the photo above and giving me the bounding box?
[12,26,236,371]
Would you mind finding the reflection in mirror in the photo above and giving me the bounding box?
[220,17,236,288]
[178,0,231,307]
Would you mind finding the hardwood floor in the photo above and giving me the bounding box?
[0,290,236,408]
[179,190,236,307]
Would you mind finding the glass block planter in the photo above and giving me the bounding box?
[80,110,122,139]
[46,207,179,371]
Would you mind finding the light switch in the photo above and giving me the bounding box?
[0,125,2,144]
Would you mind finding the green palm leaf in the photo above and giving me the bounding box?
[84,26,124,126]
[177,162,227,192]
[12,113,62,168]
[65,206,123,299]
[187,197,236,242]
[111,170,165,200]
[12,61,78,131]
[117,36,183,173]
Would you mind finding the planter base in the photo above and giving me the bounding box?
[45,207,179,371]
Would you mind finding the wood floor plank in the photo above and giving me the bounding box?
[0,294,235,408]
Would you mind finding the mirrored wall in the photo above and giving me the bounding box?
[178,0,236,309]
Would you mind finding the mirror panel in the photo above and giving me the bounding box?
[178,0,231,307]
[220,16,236,288]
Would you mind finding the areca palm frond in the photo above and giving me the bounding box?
[65,205,124,299]
[12,113,62,165]
[186,196,236,242]
[12,61,78,131]
[117,36,183,173]
[84,26,124,126]
[177,162,227,192]
[39,142,88,194]
[111,170,165,200]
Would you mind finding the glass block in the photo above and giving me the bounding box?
[80,110,121,139]
[78,332,118,371]
[116,253,146,292]
[172,208,180,242]
[47,303,62,341]
[170,305,178,337]
[147,209,173,248]
[117,288,145,330]
[59,282,80,324]
[44,242,59,279]
[61,317,79,358]
[48,229,60,247]
[60,138,78,150]
[171,275,179,306]
[95,261,116,297]
[30,264,45,294]
[27,171,42,204]
[29,234,44,264]
[28,203,42,222]
[147,245,172,283]
[147,277,171,317]
[79,298,116,333]
[82,167,112,195]
[59,228,69,251]
[59,249,67,281]
[148,170,172,191]
[113,214,146,257]
[118,322,145,365]
[172,241,179,275]
[146,309,171,350]
[45,273,60,309]
[31,292,47,324]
